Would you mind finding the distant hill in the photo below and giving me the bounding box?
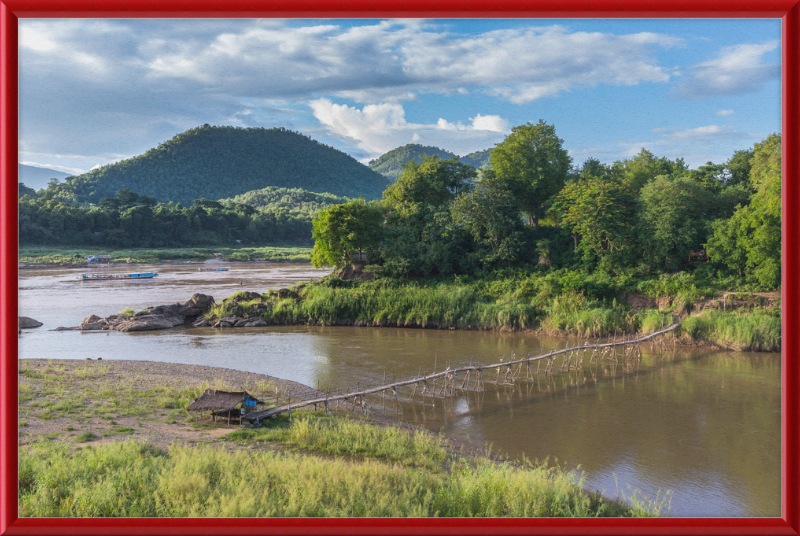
[219,186,348,213]
[460,149,492,170]
[369,144,493,182]
[18,164,71,190]
[369,145,459,182]
[50,125,391,206]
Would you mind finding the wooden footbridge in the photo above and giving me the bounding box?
[242,322,681,425]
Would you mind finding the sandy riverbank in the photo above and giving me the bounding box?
[17,358,491,459]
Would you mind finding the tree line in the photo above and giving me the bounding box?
[19,188,316,248]
[312,121,781,290]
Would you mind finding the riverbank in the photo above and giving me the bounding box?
[191,277,780,352]
[18,245,313,267]
[17,359,662,517]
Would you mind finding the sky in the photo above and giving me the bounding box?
[18,18,781,176]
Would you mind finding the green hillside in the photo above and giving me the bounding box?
[50,125,390,205]
[369,144,459,182]
[219,186,348,213]
[460,149,492,169]
[369,144,493,181]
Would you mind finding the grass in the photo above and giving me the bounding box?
[227,413,449,471]
[679,310,781,351]
[19,246,313,265]
[75,431,97,442]
[18,436,656,518]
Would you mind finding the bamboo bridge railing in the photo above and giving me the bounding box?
[242,322,680,424]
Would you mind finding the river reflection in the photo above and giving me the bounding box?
[18,265,781,517]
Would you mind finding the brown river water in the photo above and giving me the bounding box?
[18,263,781,517]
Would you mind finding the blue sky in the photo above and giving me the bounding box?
[18,18,781,176]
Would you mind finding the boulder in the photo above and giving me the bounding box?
[81,322,106,331]
[82,314,101,325]
[217,321,233,328]
[184,293,215,313]
[18,316,43,329]
[115,316,183,332]
[219,315,240,325]
[192,317,211,327]
[243,318,267,327]
[178,307,204,318]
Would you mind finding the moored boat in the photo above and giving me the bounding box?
[198,267,230,272]
[80,272,159,280]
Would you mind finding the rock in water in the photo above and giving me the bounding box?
[18,317,43,329]
[184,294,215,313]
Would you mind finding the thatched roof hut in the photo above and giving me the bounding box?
[187,389,265,423]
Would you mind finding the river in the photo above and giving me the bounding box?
[17,263,781,517]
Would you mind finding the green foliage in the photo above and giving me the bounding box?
[18,438,649,517]
[706,134,781,289]
[18,193,317,248]
[19,182,38,198]
[45,125,390,205]
[679,310,781,351]
[550,177,635,265]
[311,199,384,268]
[490,120,572,227]
[219,187,349,214]
[451,178,526,269]
[228,414,449,470]
[610,148,686,192]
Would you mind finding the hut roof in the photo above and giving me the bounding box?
[187,389,265,412]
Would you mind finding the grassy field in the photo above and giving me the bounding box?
[18,360,666,518]
[19,246,312,265]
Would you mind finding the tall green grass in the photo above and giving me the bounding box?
[19,439,654,517]
[679,310,781,351]
[227,414,448,470]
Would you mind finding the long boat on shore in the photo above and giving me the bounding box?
[80,272,159,280]
[198,267,230,272]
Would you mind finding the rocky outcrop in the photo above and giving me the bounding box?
[19,317,43,329]
[74,293,217,332]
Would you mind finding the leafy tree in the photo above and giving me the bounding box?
[490,121,571,228]
[724,148,755,189]
[637,176,717,271]
[550,177,635,266]
[610,149,685,191]
[451,178,526,269]
[311,199,384,268]
[19,183,37,198]
[383,156,475,220]
[706,134,781,288]
[573,157,611,182]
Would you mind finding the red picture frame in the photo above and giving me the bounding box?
[1,1,798,534]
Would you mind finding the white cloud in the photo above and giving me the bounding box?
[129,21,682,105]
[310,99,508,157]
[671,41,780,100]
[716,109,734,116]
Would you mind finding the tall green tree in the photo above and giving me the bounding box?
[706,134,781,288]
[490,121,571,228]
[549,177,635,266]
[311,199,384,268]
[451,178,526,269]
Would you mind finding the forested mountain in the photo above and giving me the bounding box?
[460,149,492,169]
[369,144,493,181]
[369,145,459,181]
[18,164,70,190]
[47,125,390,206]
[219,187,348,214]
